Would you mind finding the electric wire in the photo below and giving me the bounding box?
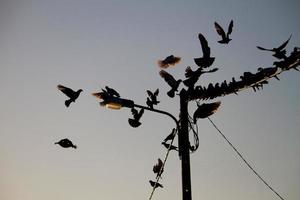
[148,128,178,200]
[207,117,285,200]
[188,114,199,152]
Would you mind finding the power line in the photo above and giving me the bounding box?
[207,117,285,200]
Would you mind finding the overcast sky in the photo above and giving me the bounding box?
[0,0,299,200]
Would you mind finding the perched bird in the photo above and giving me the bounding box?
[104,86,120,97]
[214,20,233,44]
[146,89,160,108]
[55,138,77,149]
[158,55,181,68]
[194,33,215,68]
[128,108,144,128]
[159,70,182,98]
[149,180,163,188]
[153,158,164,178]
[193,101,221,123]
[183,66,219,88]
[57,84,83,107]
[161,141,178,151]
[257,35,292,60]
[163,128,177,143]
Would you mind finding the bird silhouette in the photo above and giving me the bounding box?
[161,141,178,151]
[146,89,160,108]
[163,128,177,143]
[104,86,120,97]
[149,180,163,188]
[183,66,218,88]
[193,101,221,123]
[158,55,181,68]
[55,138,77,149]
[194,33,215,68]
[128,108,144,128]
[257,35,292,59]
[57,84,83,107]
[159,70,182,98]
[214,20,233,44]
[153,158,164,179]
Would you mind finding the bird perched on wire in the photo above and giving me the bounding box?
[256,35,292,60]
[183,66,219,88]
[128,107,144,128]
[153,158,164,179]
[146,89,160,109]
[158,55,181,68]
[161,141,178,151]
[193,101,221,123]
[194,33,215,68]
[149,180,163,188]
[163,128,177,143]
[57,84,83,107]
[159,70,182,98]
[214,20,234,44]
[55,138,77,149]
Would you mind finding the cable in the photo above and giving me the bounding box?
[207,117,285,200]
[148,128,178,200]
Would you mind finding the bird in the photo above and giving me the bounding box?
[257,35,292,60]
[104,86,120,97]
[153,158,164,178]
[193,101,221,123]
[57,84,83,107]
[183,66,219,88]
[163,128,177,143]
[214,20,233,44]
[55,138,77,149]
[194,33,215,68]
[158,55,181,68]
[161,141,178,151]
[159,70,182,98]
[146,89,160,108]
[128,108,144,128]
[149,180,163,188]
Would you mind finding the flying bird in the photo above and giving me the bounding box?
[257,35,292,59]
[146,89,160,108]
[163,128,177,143]
[57,84,83,107]
[149,180,163,188]
[214,20,233,44]
[183,66,219,88]
[158,55,181,68]
[161,141,178,151]
[128,108,144,128]
[55,138,77,149]
[153,158,164,179]
[193,101,221,123]
[159,70,182,98]
[194,33,215,68]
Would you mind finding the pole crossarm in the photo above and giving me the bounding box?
[189,48,300,101]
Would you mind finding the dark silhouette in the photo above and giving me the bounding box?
[214,20,233,44]
[149,180,163,188]
[104,86,120,97]
[158,55,181,68]
[128,108,144,128]
[55,138,77,149]
[159,70,182,98]
[146,89,160,108]
[163,128,176,143]
[257,35,292,59]
[153,158,164,178]
[194,33,215,68]
[57,84,83,107]
[161,141,178,151]
[193,101,221,123]
[183,66,218,88]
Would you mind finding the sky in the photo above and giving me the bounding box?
[0,0,299,200]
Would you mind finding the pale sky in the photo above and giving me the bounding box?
[0,0,299,200]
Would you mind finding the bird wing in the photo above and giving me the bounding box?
[131,108,138,118]
[214,22,226,39]
[277,34,292,51]
[147,90,154,98]
[57,85,75,98]
[198,33,211,57]
[159,70,176,87]
[92,92,105,100]
[227,20,233,36]
[256,46,272,51]
[137,108,144,119]
[154,88,159,96]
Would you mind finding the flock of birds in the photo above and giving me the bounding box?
[53,20,299,191]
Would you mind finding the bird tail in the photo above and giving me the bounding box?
[167,90,175,98]
[158,60,169,68]
[65,99,72,107]
[72,145,77,149]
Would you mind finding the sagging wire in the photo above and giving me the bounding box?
[207,117,286,200]
[148,128,178,200]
